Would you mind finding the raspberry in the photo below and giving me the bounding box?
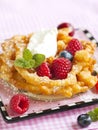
[36,62,52,78]
[57,22,75,36]
[10,94,29,114]
[66,38,83,55]
[57,22,70,29]
[69,31,74,37]
[95,81,98,91]
[51,58,72,79]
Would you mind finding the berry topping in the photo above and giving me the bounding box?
[69,31,74,37]
[57,22,75,36]
[77,114,92,127]
[66,38,83,55]
[51,58,72,79]
[95,81,98,91]
[10,94,29,114]
[57,22,70,29]
[36,62,52,78]
[59,50,73,61]
[91,70,97,76]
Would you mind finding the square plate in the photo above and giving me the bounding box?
[0,29,98,123]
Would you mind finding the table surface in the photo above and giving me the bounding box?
[0,0,98,130]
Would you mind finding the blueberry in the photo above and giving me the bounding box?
[91,70,97,76]
[59,50,73,61]
[77,114,92,127]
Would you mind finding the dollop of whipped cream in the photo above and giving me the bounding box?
[27,28,58,58]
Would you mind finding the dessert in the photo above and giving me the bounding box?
[0,23,97,101]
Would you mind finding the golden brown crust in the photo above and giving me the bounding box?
[0,29,97,100]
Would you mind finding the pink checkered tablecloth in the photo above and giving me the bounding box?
[0,0,98,130]
[0,105,98,130]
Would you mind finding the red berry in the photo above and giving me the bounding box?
[66,38,83,55]
[95,81,98,91]
[69,30,74,37]
[57,22,75,36]
[51,58,72,79]
[10,94,29,114]
[36,62,52,78]
[57,22,70,29]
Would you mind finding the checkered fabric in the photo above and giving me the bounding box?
[0,0,98,130]
[1,105,98,130]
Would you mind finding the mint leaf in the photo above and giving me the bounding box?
[94,108,98,113]
[14,50,45,69]
[23,48,33,61]
[14,58,35,69]
[26,59,35,68]
[33,54,45,68]
[14,58,27,68]
[88,111,97,121]
[88,108,98,121]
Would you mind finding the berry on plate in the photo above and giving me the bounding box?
[36,62,52,78]
[10,94,29,114]
[66,38,83,55]
[51,58,72,79]
[77,114,92,127]
[59,50,73,61]
[57,22,75,36]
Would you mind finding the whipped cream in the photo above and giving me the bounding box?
[27,28,58,58]
[94,63,98,73]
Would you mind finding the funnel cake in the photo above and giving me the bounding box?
[0,28,97,101]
